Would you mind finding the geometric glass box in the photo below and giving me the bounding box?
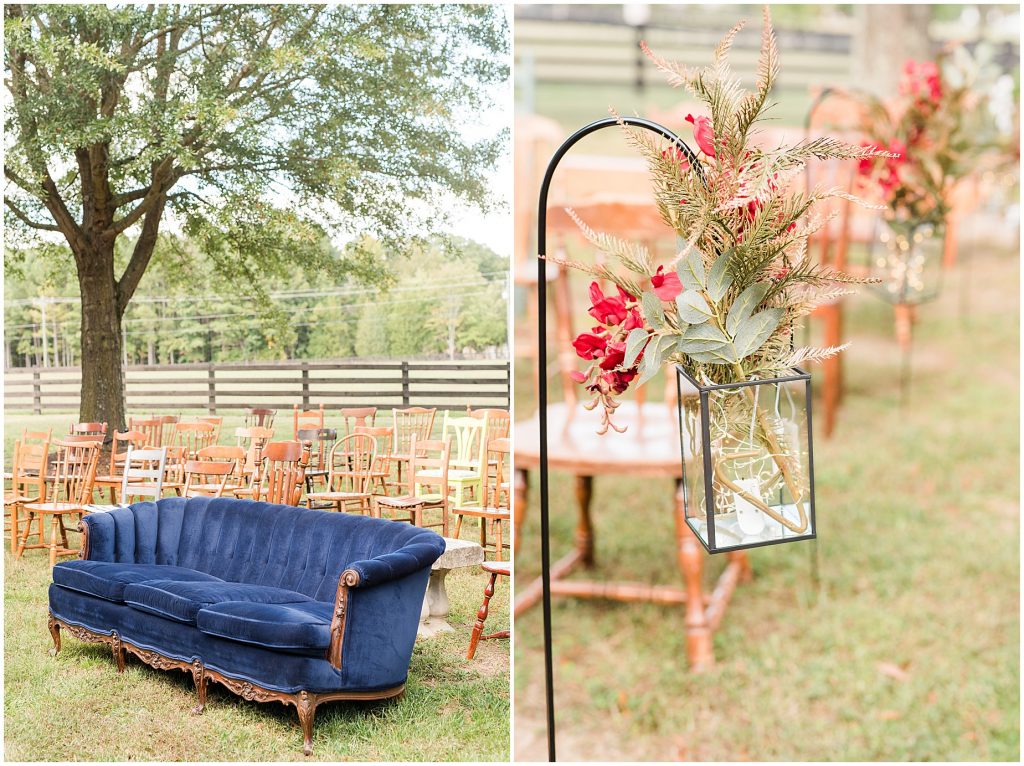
[867,218,946,306]
[676,365,817,553]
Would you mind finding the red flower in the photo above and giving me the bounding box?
[587,282,631,326]
[569,369,588,383]
[650,265,683,301]
[661,146,691,172]
[622,307,646,332]
[572,332,607,360]
[603,369,637,394]
[685,114,716,158]
[599,341,626,370]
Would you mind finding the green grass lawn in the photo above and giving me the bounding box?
[3,414,510,760]
[513,244,1020,760]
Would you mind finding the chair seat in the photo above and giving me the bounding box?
[376,495,424,509]
[452,505,509,519]
[94,475,142,485]
[482,561,511,576]
[22,502,86,514]
[188,483,242,495]
[307,491,369,501]
[124,580,314,625]
[197,600,334,652]
[53,560,223,603]
[418,468,478,481]
[4,493,41,505]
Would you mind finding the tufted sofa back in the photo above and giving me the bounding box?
[82,497,442,602]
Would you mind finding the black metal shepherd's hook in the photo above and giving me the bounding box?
[535,116,700,762]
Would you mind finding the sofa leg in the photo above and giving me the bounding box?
[191,659,207,715]
[112,632,126,672]
[48,614,61,656]
[296,691,317,756]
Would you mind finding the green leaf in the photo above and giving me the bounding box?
[688,347,737,365]
[641,290,665,329]
[676,251,706,292]
[705,250,734,302]
[623,328,650,368]
[675,290,714,324]
[677,323,736,358]
[636,335,670,386]
[733,307,785,359]
[726,282,770,336]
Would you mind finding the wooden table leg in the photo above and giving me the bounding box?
[574,475,595,567]
[674,480,714,671]
[513,469,527,559]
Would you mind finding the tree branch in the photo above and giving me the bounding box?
[4,198,61,231]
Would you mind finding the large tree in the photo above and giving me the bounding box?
[4,4,507,434]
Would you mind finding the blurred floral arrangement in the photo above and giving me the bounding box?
[557,7,889,434]
[854,45,1003,226]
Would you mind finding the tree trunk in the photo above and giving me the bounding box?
[77,245,126,441]
[856,6,933,96]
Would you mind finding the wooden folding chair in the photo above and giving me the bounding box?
[20,439,101,566]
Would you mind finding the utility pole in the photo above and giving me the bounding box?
[38,297,48,368]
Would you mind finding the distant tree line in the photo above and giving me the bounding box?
[4,233,508,367]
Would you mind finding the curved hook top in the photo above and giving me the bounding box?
[536,116,705,256]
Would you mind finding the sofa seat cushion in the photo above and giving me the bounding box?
[197,601,334,652]
[52,560,223,603]
[123,580,313,625]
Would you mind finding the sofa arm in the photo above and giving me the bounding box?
[346,540,446,589]
[325,536,445,670]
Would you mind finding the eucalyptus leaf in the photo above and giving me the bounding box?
[623,328,650,368]
[677,323,734,355]
[733,307,785,359]
[726,282,770,336]
[636,335,670,386]
[640,290,665,328]
[688,348,737,365]
[705,250,734,302]
[675,290,715,324]
[676,251,706,292]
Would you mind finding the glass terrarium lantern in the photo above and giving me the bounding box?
[867,218,946,305]
[676,365,817,553]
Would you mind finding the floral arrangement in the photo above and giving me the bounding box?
[855,49,996,226]
[559,7,889,435]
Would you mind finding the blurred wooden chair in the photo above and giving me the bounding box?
[466,561,511,660]
[293,403,324,438]
[70,421,108,439]
[196,415,223,442]
[389,406,436,490]
[244,407,276,429]
[355,425,394,496]
[120,447,168,504]
[153,414,180,447]
[5,437,50,554]
[235,426,274,479]
[429,413,487,509]
[128,417,164,449]
[339,407,377,436]
[183,446,245,498]
[375,434,451,536]
[453,437,511,560]
[19,439,101,566]
[306,434,377,514]
[93,429,149,503]
[250,441,308,505]
[468,408,511,440]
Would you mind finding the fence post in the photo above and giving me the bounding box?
[505,361,511,408]
[301,362,310,407]
[401,361,410,406]
[32,368,42,415]
[207,364,216,415]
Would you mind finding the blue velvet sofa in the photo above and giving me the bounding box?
[47,496,445,754]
